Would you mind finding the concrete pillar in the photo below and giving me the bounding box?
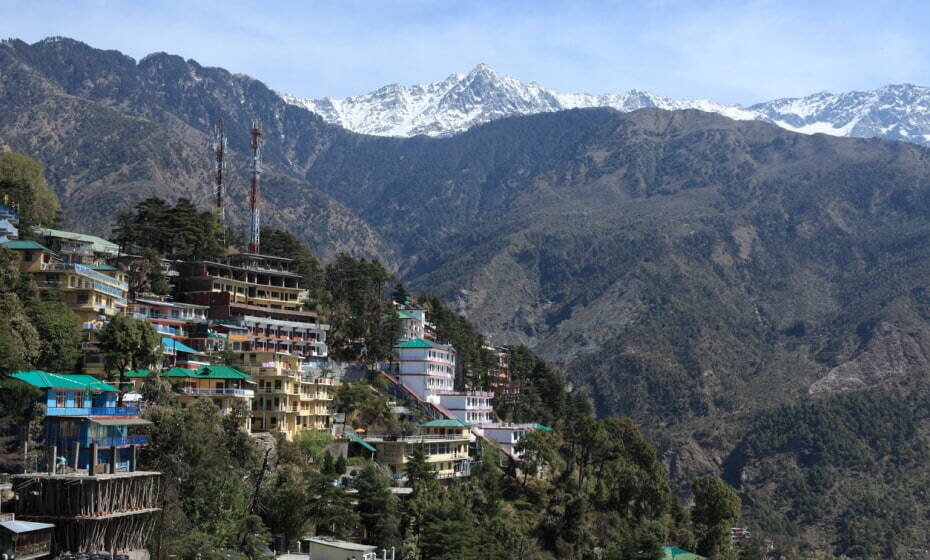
[129,445,137,472]
[71,441,80,471]
[109,445,118,473]
[90,443,98,475]
[48,445,57,474]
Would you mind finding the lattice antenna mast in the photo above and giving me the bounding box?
[212,119,227,220]
[248,120,263,254]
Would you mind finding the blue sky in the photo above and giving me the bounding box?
[5,0,929,104]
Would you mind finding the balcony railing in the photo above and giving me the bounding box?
[46,406,141,417]
[40,262,128,289]
[365,433,468,443]
[178,387,255,398]
[57,435,148,448]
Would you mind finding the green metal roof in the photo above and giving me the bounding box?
[2,240,56,253]
[347,431,376,453]
[191,365,251,380]
[396,310,419,320]
[421,418,471,428]
[9,371,119,392]
[394,338,454,351]
[661,546,706,560]
[126,365,251,380]
[535,424,553,431]
[91,264,118,271]
[33,227,120,254]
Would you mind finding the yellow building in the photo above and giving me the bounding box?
[366,419,473,480]
[124,365,255,430]
[2,240,128,323]
[2,240,129,377]
[245,352,337,439]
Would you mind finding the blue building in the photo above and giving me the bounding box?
[9,371,149,473]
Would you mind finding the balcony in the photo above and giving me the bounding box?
[46,406,141,417]
[365,433,468,443]
[40,262,128,289]
[178,387,255,398]
[56,435,149,448]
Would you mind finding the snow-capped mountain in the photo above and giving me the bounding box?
[281,65,930,146]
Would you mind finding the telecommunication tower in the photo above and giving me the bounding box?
[248,120,263,254]
[212,120,227,220]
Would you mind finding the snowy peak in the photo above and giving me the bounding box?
[281,67,930,146]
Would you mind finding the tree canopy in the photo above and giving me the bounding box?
[0,152,60,231]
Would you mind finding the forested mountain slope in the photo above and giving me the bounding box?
[6,37,930,556]
[0,37,394,263]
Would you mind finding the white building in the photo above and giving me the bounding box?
[392,338,456,403]
[396,307,426,341]
[436,391,495,424]
[477,423,552,458]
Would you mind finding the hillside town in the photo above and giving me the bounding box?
[0,201,570,560]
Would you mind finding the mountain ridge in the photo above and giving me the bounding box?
[7,37,930,555]
[282,64,930,146]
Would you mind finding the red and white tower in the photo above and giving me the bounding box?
[248,120,262,254]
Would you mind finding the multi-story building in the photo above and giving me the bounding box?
[32,228,120,265]
[391,338,456,403]
[186,321,250,355]
[128,298,212,369]
[3,240,129,323]
[486,345,513,394]
[246,352,337,438]
[8,371,148,472]
[395,299,438,342]
[2,240,130,376]
[175,253,330,360]
[175,253,304,310]
[124,365,254,428]
[434,391,495,424]
[365,419,473,481]
[477,423,552,458]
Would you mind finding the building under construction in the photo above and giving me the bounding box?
[11,471,160,556]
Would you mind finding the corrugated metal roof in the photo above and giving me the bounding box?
[33,227,120,254]
[128,366,251,380]
[1,240,54,252]
[0,519,54,534]
[161,337,201,354]
[347,432,376,453]
[394,337,455,351]
[421,418,471,428]
[9,371,118,392]
[662,546,706,560]
[169,365,250,380]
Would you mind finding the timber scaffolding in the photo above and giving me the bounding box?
[11,472,161,555]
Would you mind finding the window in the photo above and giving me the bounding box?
[56,391,67,408]
[73,392,85,408]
